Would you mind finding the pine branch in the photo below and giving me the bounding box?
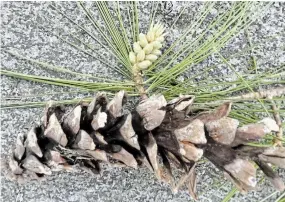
[208,87,285,104]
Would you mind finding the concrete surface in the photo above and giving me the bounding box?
[1,2,285,202]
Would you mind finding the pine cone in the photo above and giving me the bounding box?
[2,91,284,198]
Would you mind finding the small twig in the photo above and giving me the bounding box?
[236,87,285,100]
[208,87,285,105]
[270,100,283,147]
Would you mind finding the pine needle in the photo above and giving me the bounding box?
[221,187,238,202]
[4,50,123,82]
[0,70,135,92]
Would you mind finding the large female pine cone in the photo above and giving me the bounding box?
[2,91,284,198]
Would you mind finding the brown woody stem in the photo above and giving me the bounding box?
[270,100,283,147]
[208,87,285,105]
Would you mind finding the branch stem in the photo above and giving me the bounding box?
[207,87,285,105]
[133,64,148,100]
[270,100,283,147]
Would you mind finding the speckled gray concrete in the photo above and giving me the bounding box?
[1,2,285,202]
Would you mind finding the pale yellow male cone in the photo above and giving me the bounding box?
[129,23,165,70]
